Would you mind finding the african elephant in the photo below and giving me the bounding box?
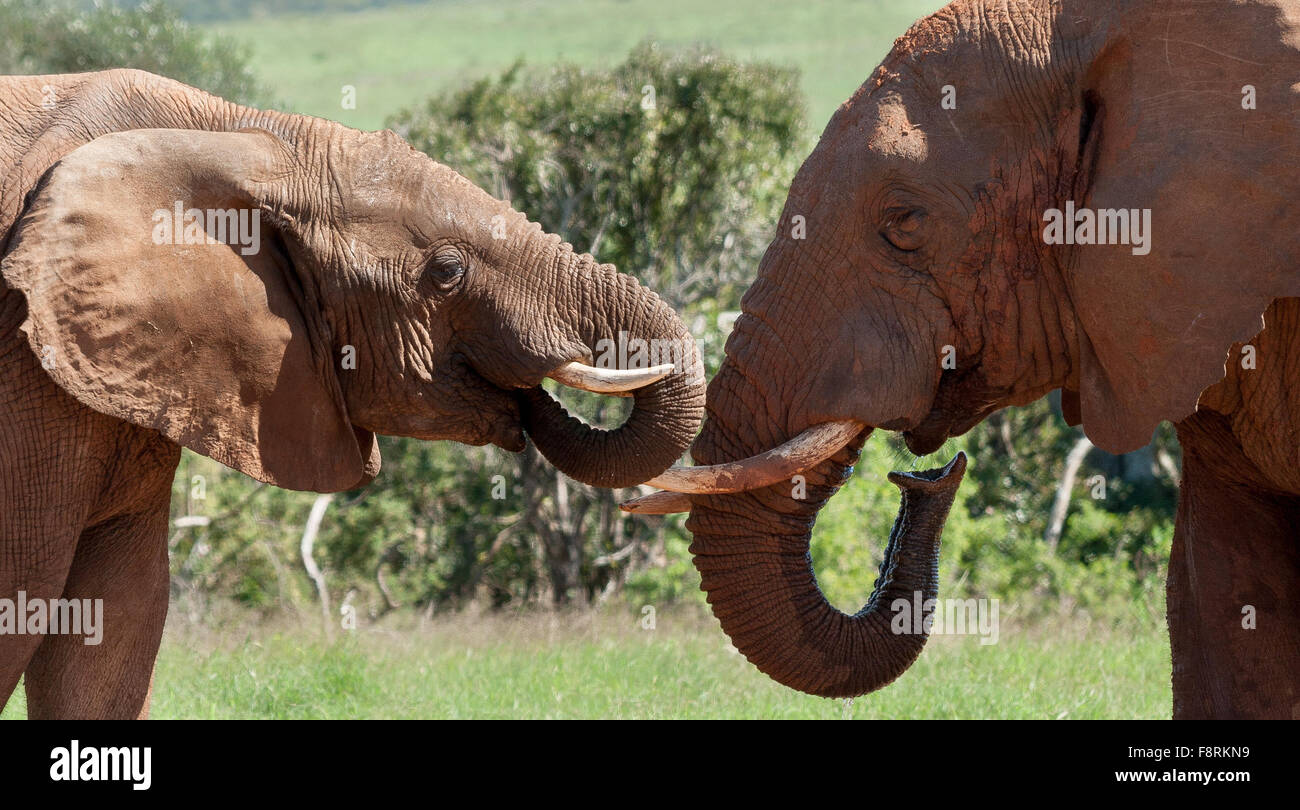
[628,0,1300,718]
[0,69,703,718]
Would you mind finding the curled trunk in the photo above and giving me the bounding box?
[687,366,966,698]
[519,263,705,489]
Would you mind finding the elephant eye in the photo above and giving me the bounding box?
[426,250,467,292]
[880,208,926,252]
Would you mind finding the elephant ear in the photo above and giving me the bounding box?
[1064,19,1300,454]
[0,128,379,492]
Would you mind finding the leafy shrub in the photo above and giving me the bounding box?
[0,0,266,103]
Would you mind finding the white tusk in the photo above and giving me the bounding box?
[547,361,675,395]
[646,420,866,494]
[619,490,692,514]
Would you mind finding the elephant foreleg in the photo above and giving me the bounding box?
[23,499,172,720]
[0,541,79,715]
[1170,415,1300,719]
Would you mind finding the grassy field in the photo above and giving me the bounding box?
[207,0,947,132]
[3,609,1171,719]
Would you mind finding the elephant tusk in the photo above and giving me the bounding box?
[619,489,692,514]
[547,361,676,396]
[645,419,867,494]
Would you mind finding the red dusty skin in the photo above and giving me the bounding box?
[687,432,967,699]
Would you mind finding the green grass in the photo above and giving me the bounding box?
[2,609,1171,719]
[207,0,947,132]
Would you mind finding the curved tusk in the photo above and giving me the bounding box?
[547,361,675,395]
[647,419,867,494]
[619,489,692,514]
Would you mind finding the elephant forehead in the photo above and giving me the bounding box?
[865,94,927,163]
[362,160,529,238]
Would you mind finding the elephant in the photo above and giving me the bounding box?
[627,0,1300,718]
[0,69,704,718]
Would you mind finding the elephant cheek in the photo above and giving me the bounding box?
[438,377,524,450]
[486,404,526,452]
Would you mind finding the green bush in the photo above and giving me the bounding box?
[0,0,266,103]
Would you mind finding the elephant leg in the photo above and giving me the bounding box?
[0,535,80,715]
[2,292,182,717]
[1170,415,1300,719]
[23,476,174,720]
[0,419,94,714]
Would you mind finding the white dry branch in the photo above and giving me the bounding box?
[1045,436,1094,551]
[300,493,334,637]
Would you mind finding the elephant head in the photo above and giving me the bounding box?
[0,125,704,492]
[626,0,1300,696]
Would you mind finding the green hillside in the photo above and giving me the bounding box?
[208,0,947,131]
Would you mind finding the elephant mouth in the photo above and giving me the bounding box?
[904,399,1000,457]
[902,420,951,456]
[483,407,527,452]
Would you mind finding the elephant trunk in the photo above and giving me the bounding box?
[686,361,965,698]
[520,257,705,489]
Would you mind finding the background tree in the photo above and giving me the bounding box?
[0,0,265,103]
